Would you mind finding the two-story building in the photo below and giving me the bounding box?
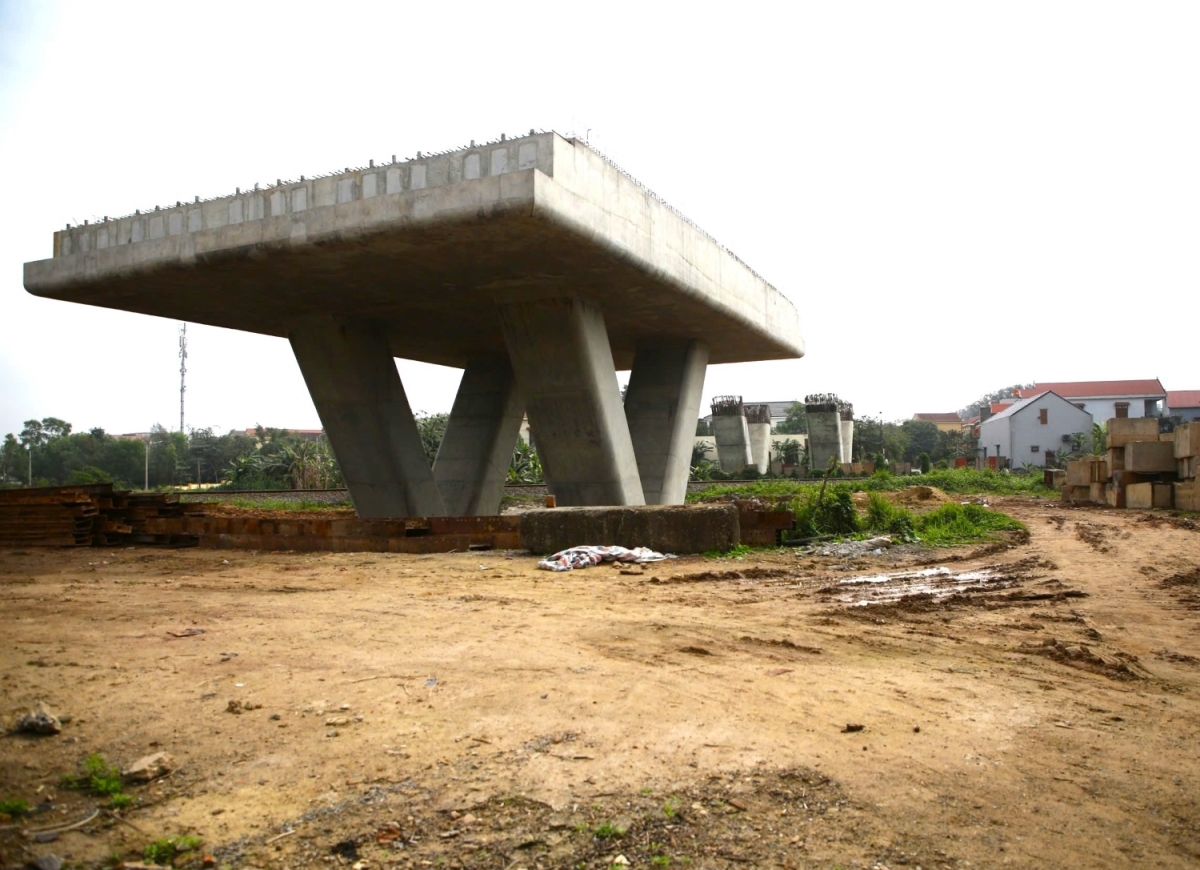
[1027,379,1166,421]
[977,391,1093,469]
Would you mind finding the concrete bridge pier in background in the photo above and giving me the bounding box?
[433,357,524,516]
[711,397,753,473]
[289,321,446,520]
[499,296,645,507]
[624,340,709,505]
[746,404,773,474]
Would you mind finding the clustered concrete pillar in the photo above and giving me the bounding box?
[805,394,845,474]
[746,404,773,474]
[290,298,720,516]
[711,396,753,474]
[625,340,709,505]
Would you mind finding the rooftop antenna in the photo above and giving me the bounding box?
[178,323,188,432]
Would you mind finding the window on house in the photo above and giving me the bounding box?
[1031,445,1040,453]
[1039,408,1048,424]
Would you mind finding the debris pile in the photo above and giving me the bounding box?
[1062,419,1199,510]
[0,483,200,547]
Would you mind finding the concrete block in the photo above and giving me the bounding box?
[1066,460,1091,487]
[1126,482,1153,509]
[1174,482,1199,512]
[518,504,739,555]
[1105,484,1125,509]
[1125,440,1177,474]
[1062,485,1092,504]
[1175,422,1200,458]
[1112,470,1146,489]
[1107,447,1124,473]
[1178,456,1198,480]
[1153,483,1174,509]
[1089,482,1106,504]
[1090,459,1109,483]
[1107,417,1159,447]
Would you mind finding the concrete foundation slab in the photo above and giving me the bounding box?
[289,322,445,519]
[519,504,738,555]
[500,296,644,507]
[433,357,523,516]
[624,340,709,505]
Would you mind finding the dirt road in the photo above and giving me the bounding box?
[2,498,1199,869]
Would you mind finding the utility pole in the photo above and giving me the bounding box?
[144,438,150,491]
[179,323,188,432]
[27,443,32,487]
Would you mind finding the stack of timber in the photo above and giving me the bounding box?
[0,484,199,548]
[1062,418,1199,510]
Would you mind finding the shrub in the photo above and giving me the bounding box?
[918,452,932,474]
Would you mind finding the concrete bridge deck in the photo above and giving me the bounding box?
[25,132,804,518]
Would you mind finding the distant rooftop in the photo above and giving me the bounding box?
[913,412,961,424]
[1168,390,1200,409]
[1028,379,1166,399]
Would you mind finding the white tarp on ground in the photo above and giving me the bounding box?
[537,545,675,572]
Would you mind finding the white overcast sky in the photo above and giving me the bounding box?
[1,1,1196,437]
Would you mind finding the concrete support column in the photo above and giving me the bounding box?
[499,296,644,506]
[433,357,523,516]
[748,423,772,473]
[840,419,855,464]
[624,340,709,505]
[712,415,753,473]
[289,321,445,519]
[806,409,844,473]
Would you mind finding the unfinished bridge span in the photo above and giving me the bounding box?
[25,132,804,517]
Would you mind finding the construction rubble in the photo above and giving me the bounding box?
[1062,418,1199,511]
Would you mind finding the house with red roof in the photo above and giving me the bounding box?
[1167,391,1200,423]
[1017,379,1166,423]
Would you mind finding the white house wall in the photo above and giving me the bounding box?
[1069,397,1161,421]
[986,394,1093,468]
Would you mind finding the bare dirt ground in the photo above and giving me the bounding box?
[2,497,1200,869]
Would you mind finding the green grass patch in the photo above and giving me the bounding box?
[594,822,626,839]
[701,543,757,559]
[912,502,1026,547]
[63,753,124,797]
[144,835,203,866]
[223,497,351,511]
[687,468,1053,503]
[0,797,30,817]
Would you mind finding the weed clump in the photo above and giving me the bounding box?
[0,797,31,817]
[912,502,1025,546]
[144,835,202,866]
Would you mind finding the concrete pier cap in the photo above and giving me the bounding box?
[25,131,805,515]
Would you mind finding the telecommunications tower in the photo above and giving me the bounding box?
[178,323,188,432]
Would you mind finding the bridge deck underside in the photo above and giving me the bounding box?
[30,212,792,369]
